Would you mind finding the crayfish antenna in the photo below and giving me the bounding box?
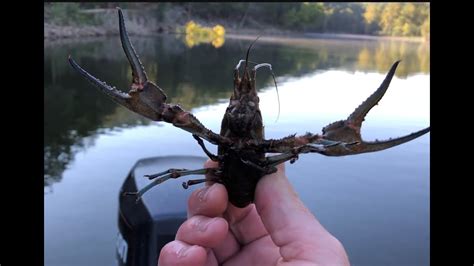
[244,35,262,71]
[271,71,280,123]
[253,63,280,122]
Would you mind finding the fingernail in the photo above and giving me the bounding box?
[176,245,190,258]
[192,217,207,232]
[197,184,213,202]
[192,217,218,232]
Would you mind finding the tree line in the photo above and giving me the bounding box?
[45,3,429,39]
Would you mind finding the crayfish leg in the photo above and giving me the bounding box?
[240,158,278,175]
[192,134,219,161]
[182,179,207,189]
[123,168,218,201]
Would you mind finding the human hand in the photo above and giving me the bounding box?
[158,160,350,265]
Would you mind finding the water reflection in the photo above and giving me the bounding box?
[44,35,429,188]
[258,71,429,125]
[356,41,430,76]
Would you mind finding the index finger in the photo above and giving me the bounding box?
[205,160,270,244]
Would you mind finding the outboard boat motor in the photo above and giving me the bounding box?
[116,156,207,266]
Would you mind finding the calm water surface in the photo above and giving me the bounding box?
[44,34,430,266]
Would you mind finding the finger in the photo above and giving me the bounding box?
[199,162,269,259]
[158,240,207,266]
[220,235,280,266]
[211,230,241,263]
[224,203,268,245]
[188,183,228,218]
[203,159,221,188]
[202,159,270,262]
[201,160,243,262]
[204,159,219,169]
[175,215,229,248]
[255,163,333,261]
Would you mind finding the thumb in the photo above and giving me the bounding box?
[254,163,333,261]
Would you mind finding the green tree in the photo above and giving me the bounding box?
[324,3,365,34]
[283,3,325,31]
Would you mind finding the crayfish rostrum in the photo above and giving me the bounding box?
[68,8,430,208]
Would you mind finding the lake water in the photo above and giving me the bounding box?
[44,34,430,266]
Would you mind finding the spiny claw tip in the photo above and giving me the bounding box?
[117,7,123,17]
[68,55,75,64]
[391,60,401,68]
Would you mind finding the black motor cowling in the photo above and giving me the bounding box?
[116,156,207,265]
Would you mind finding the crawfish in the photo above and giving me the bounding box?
[68,8,430,208]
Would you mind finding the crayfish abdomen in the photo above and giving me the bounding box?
[219,148,266,208]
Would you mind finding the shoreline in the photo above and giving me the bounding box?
[225,32,426,45]
[44,24,427,45]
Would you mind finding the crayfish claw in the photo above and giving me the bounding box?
[347,60,400,127]
[359,126,430,153]
[322,61,401,141]
[68,56,132,107]
[117,7,148,86]
[318,61,430,156]
[321,127,429,156]
[70,8,230,146]
[69,8,168,122]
